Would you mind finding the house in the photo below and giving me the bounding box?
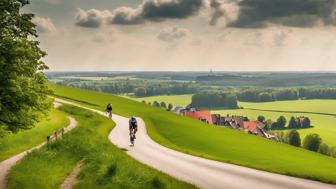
[184,110,213,124]
[243,121,266,136]
[173,106,186,115]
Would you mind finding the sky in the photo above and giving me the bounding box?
[25,0,336,71]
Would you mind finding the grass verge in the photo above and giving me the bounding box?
[7,105,195,189]
[0,109,68,162]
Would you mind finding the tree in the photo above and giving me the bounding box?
[288,116,298,129]
[264,119,273,131]
[153,101,160,107]
[276,116,287,129]
[303,134,322,152]
[301,117,311,128]
[318,143,330,156]
[167,104,173,111]
[160,102,167,109]
[134,87,147,97]
[257,115,265,123]
[287,130,301,147]
[0,0,51,133]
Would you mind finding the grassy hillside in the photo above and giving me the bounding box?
[132,94,192,107]
[8,105,195,189]
[0,109,68,162]
[50,85,336,184]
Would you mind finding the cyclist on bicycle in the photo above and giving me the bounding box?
[106,103,113,118]
[129,116,138,139]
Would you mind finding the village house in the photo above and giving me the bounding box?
[184,110,213,124]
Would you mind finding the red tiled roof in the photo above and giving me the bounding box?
[185,111,213,124]
[243,121,265,132]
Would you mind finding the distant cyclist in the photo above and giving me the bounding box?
[129,116,138,146]
[106,103,113,118]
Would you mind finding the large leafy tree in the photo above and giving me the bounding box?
[0,0,51,133]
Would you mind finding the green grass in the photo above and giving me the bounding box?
[213,99,336,147]
[130,94,192,107]
[8,105,195,189]
[50,84,336,184]
[0,109,68,162]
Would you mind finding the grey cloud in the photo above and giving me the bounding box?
[229,0,336,28]
[76,0,206,28]
[75,8,111,28]
[157,27,189,42]
[110,0,204,25]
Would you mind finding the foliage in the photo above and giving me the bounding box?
[257,115,265,122]
[303,134,322,152]
[0,0,51,132]
[287,130,301,147]
[271,116,287,130]
[319,143,330,156]
[160,102,167,109]
[0,109,68,162]
[167,104,173,111]
[191,92,238,109]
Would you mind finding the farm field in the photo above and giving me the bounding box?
[132,94,192,107]
[50,85,336,184]
[213,109,336,147]
[0,109,69,162]
[8,105,194,189]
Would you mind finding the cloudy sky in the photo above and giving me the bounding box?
[26,0,336,71]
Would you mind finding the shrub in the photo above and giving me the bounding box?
[303,134,322,152]
[287,130,301,147]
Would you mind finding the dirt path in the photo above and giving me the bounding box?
[59,159,84,189]
[0,116,78,189]
[55,98,336,189]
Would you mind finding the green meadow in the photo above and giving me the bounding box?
[0,109,68,162]
[50,85,336,184]
[129,94,336,147]
[8,105,195,189]
[132,94,192,107]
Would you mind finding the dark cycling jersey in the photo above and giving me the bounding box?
[106,104,112,111]
[129,118,137,129]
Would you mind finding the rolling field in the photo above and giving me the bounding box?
[50,84,336,184]
[131,94,192,107]
[0,109,69,162]
[213,109,336,147]
[8,105,195,189]
[129,95,336,147]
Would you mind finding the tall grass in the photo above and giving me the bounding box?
[0,109,68,162]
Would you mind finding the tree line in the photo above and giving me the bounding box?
[276,130,336,158]
[191,92,238,109]
[257,115,311,131]
[56,80,198,97]
[237,88,336,102]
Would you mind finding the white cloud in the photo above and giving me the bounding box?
[32,16,56,33]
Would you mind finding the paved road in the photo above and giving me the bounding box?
[55,98,336,189]
[0,116,77,189]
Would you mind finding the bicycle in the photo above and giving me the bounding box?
[130,129,136,146]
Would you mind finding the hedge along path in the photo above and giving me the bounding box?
[0,111,78,189]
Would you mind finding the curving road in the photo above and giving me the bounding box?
[0,115,77,189]
[55,98,336,189]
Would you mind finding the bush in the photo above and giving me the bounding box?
[303,134,322,152]
[319,143,330,156]
[287,130,301,147]
[257,115,265,123]
[167,104,173,111]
